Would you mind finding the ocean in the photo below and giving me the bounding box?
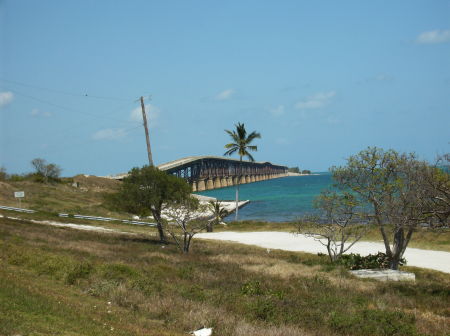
[196,173,333,222]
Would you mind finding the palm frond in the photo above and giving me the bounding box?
[224,147,238,156]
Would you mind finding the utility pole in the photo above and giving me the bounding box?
[140,96,154,166]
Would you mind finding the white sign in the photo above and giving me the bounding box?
[14,191,25,198]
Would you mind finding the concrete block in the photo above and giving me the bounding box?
[350,269,415,282]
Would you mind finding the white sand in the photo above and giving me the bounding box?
[197,231,450,274]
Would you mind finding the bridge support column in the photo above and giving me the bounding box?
[240,176,246,184]
[197,179,206,191]
[227,177,233,186]
[232,176,239,185]
[250,175,256,183]
[206,178,214,190]
[213,177,222,189]
[191,181,197,192]
[221,177,227,188]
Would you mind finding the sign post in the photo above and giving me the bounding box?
[14,191,25,208]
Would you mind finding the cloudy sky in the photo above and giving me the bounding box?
[1,1,449,176]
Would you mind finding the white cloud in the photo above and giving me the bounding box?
[130,104,159,127]
[269,105,285,117]
[214,89,235,101]
[92,128,127,141]
[31,108,51,117]
[295,91,336,110]
[416,29,450,44]
[0,91,13,108]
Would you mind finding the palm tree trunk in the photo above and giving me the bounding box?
[235,156,242,220]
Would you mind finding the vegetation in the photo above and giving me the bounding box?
[302,169,311,174]
[332,147,450,269]
[206,200,228,232]
[288,167,301,173]
[296,191,368,262]
[164,197,209,253]
[224,122,261,221]
[107,165,192,243]
[0,174,125,217]
[337,252,406,270]
[31,158,62,183]
[1,217,449,336]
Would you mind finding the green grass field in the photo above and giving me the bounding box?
[1,216,449,336]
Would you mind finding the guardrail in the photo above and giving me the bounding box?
[0,205,156,227]
[0,205,36,213]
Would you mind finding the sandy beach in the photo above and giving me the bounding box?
[197,231,450,274]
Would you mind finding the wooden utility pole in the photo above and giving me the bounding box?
[140,96,154,166]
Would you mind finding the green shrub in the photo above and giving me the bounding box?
[329,309,416,335]
[64,261,93,285]
[241,280,264,296]
[337,252,406,270]
[100,263,138,282]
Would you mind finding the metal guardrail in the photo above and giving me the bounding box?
[0,205,36,213]
[0,205,156,227]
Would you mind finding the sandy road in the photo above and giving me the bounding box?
[197,231,450,274]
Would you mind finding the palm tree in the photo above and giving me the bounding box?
[207,200,228,232]
[224,122,261,220]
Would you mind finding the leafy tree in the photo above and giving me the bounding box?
[31,158,61,183]
[108,165,192,243]
[0,166,8,181]
[296,190,368,262]
[206,200,228,232]
[331,147,449,270]
[163,197,209,253]
[288,167,301,174]
[224,122,261,220]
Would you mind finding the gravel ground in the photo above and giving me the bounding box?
[197,231,450,274]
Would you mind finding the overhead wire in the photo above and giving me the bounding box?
[0,77,133,102]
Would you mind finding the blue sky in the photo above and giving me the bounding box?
[1,0,449,176]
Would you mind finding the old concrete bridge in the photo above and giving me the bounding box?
[158,156,288,191]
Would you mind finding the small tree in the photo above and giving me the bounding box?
[206,200,228,232]
[108,165,192,243]
[164,197,209,253]
[296,190,367,262]
[31,158,61,183]
[332,147,449,270]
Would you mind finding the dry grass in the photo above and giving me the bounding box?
[1,216,449,336]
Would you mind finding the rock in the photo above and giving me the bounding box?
[191,327,213,336]
[350,269,415,281]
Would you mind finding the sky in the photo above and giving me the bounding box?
[0,0,449,176]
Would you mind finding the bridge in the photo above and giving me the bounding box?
[108,156,288,191]
[158,156,288,191]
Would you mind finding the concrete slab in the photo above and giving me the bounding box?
[350,269,415,281]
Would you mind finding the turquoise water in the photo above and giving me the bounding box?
[196,174,333,222]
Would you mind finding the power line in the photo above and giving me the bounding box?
[0,77,132,102]
[6,88,137,124]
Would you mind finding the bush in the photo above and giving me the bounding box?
[337,252,406,270]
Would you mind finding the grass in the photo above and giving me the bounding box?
[0,175,125,218]
[1,216,449,336]
[1,178,448,251]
